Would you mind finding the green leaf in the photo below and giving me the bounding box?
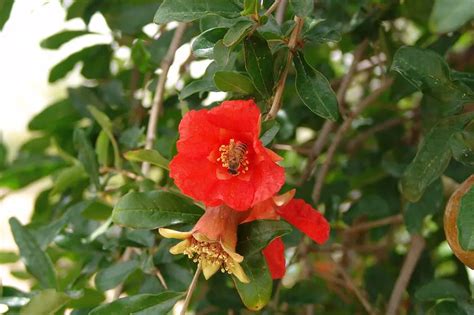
[68,288,105,309]
[192,27,228,58]
[31,206,77,250]
[180,79,218,100]
[49,45,112,82]
[154,0,241,24]
[260,120,280,146]
[112,191,203,229]
[415,279,470,301]
[304,20,341,44]
[290,0,313,17]
[391,46,474,115]
[0,157,65,190]
[458,185,474,250]
[0,0,14,31]
[50,164,88,196]
[0,251,19,264]
[241,0,259,16]
[404,179,443,234]
[40,30,91,49]
[9,218,57,289]
[131,39,152,72]
[233,253,272,311]
[427,301,468,315]
[89,291,184,315]
[124,149,169,171]
[294,52,339,121]
[214,40,235,69]
[450,131,474,166]
[400,113,474,202]
[28,99,80,132]
[96,129,110,166]
[244,33,275,98]
[87,106,121,169]
[214,71,255,94]
[429,0,474,33]
[237,220,292,257]
[222,19,254,47]
[20,289,69,315]
[95,260,139,291]
[74,128,101,190]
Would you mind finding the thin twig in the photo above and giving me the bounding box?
[265,16,304,120]
[275,0,287,24]
[264,0,282,17]
[312,78,394,204]
[386,234,425,315]
[142,23,187,175]
[299,40,369,184]
[344,214,403,234]
[346,117,405,153]
[180,264,202,315]
[332,257,377,315]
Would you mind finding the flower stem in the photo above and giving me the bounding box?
[180,264,202,315]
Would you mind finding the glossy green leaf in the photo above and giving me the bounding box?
[124,149,169,171]
[450,131,474,166]
[9,218,57,289]
[241,0,259,16]
[222,19,254,47]
[31,206,77,250]
[244,33,274,98]
[180,79,218,100]
[427,301,468,315]
[260,120,280,146]
[0,0,13,31]
[304,20,341,44]
[237,220,292,257]
[40,30,91,49]
[429,0,474,33]
[88,106,121,169]
[404,179,443,234]
[458,186,474,250]
[89,291,184,315]
[74,128,101,190]
[400,113,474,202]
[415,279,470,301]
[233,253,272,311]
[95,260,139,291]
[214,71,255,94]
[20,289,69,315]
[214,40,235,69]
[290,0,313,17]
[192,27,228,58]
[112,191,203,229]
[96,129,110,166]
[154,0,241,24]
[391,46,474,115]
[68,288,105,309]
[294,52,339,121]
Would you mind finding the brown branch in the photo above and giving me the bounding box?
[275,0,287,24]
[181,264,202,315]
[264,0,282,17]
[298,40,369,184]
[386,234,425,315]
[312,77,394,204]
[142,23,187,175]
[345,117,405,153]
[332,258,377,315]
[265,16,304,120]
[344,214,403,234]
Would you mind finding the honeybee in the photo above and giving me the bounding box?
[218,139,249,175]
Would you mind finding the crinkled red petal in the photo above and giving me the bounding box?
[169,154,221,206]
[207,99,261,134]
[251,156,285,206]
[213,176,255,211]
[176,109,220,158]
[277,199,330,244]
[263,237,286,279]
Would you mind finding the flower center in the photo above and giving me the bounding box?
[217,139,249,176]
[184,238,236,274]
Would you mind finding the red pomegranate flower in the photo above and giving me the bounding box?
[244,191,330,279]
[169,99,285,211]
[159,204,250,283]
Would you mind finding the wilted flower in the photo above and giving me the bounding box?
[244,191,330,279]
[169,99,285,211]
[159,204,250,283]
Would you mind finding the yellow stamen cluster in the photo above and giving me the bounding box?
[184,238,235,274]
[217,139,249,175]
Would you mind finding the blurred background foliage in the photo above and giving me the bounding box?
[0,0,474,314]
